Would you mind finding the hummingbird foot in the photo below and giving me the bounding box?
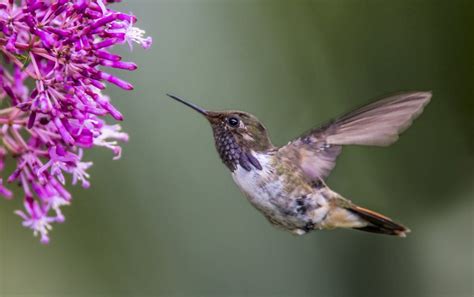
[290,221,318,236]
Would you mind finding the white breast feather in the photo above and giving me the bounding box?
[231,152,331,232]
[231,153,283,215]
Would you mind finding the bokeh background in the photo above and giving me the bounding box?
[1,0,473,296]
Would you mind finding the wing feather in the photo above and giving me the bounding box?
[279,91,431,180]
[326,92,431,146]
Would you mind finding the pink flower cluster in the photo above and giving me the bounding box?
[0,0,151,243]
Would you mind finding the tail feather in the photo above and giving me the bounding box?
[348,205,410,237]
[319,188,410,237]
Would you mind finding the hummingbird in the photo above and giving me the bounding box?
[167,92,431,237]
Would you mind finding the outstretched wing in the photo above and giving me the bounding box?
[279,91,432,180]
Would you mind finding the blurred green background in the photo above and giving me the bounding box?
[1,0,473,296]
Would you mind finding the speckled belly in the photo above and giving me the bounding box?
[231,153,330,233]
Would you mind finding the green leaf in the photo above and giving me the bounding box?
[13,53,31,70]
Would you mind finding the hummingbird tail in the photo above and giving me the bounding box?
[346,205,410,237]
[319,191,409,237]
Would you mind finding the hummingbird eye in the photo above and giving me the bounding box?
[227,117,240,127]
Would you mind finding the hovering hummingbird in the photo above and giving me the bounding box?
[167,92,431,237]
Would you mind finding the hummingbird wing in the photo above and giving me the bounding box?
[279,91,432,180]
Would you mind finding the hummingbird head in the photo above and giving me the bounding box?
[167,94,274,172]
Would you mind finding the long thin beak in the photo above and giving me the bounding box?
[167,94,208,116]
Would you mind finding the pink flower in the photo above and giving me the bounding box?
[0,0,151,243]
[15,196,57,244]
